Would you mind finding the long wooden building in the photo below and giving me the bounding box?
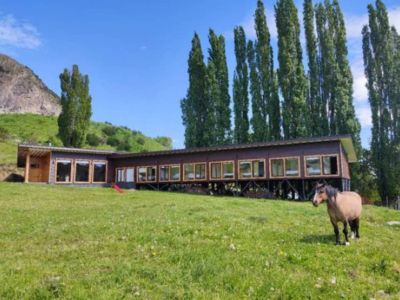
[17,134,357,199]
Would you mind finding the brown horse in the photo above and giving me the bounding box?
[312,183,362,245]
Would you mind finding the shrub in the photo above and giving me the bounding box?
[136,137,145,145]
[102,126,117,136]
[86,133,102,147]
[106,136,121,147]
[117,141,131,152]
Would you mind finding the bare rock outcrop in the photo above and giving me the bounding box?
[0,54,61,116]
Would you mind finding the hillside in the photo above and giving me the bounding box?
[0,183,399,298]
[0,54,61,116]
[0,113,171,167]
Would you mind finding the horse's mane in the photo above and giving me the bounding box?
[325,184,338,203]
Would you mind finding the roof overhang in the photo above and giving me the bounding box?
[339,136,358,163]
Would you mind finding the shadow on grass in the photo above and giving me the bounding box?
[300,234,335,245]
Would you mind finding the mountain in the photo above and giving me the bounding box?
[0,54,61,116]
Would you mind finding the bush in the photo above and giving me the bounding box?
[86,133,102,147]
[106,136,121,147]
[117,141,131,152]
[155,136,173,149]
[136,137,145,145]
[102,126,117,136]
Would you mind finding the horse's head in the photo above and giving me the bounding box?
[312,183,330,207]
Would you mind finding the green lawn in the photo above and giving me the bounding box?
[0,183,399,299]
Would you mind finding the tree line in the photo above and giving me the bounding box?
[181,0,399,205]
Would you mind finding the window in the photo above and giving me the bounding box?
[126,168,134,182]
[195,163,206,180]
[75,160,90,182]
[56,160,72,182]
[184,163,206,181]
[138,167,146,182]
[285,158,299,177]
[160,165,180,182]
[147,167,156,181]
[323,156,338,175]
[211,163,222,179]
[239,159,265,179]
[252,160,265,177]
[170,165,180,181]
[271,159,284,177]
[239,161,252,178]
[184,164,194,181]
[223,162,234,179]
[306,157,321,176]
[116,168,126,182]
[93,162,107,182]
[160,166,170,181]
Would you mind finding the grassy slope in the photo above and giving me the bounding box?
[0,114,168,165]
[0,183,399,299]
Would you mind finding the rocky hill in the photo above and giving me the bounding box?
[0,54,61,116]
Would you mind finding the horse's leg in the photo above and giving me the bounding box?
[355,218,360,239]
[349,220,356,239]
[343,221,350,245]
[331,220,340,245]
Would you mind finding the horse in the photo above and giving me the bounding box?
[312,183,362,246]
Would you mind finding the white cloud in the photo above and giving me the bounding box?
[351,58,368,104]
[356,105,372,128]
[0,14,41,49]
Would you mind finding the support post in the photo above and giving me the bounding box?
[24,151,30,183]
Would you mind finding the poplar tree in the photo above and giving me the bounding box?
[181,33,214,148]
[275,0,308,139]
[208,30,231,145]
[233,26,250,144]
[247,40,264,142]
[303,0,322,136]
[58,65,92,148]
[362,0,400,205]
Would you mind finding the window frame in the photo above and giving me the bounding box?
[55,158,73,184]
[159,164,181,182]
[136,165,157,183]
[304,154,340,177]
[92,160,108,183]
[238,158,266,180]
[183,162,207,181]
[74,159,91,183]
[269,156,301,178]
[208,160,235,180]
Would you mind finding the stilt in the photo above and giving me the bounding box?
[24,151,30,183]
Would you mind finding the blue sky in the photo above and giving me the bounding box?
[1,0,400,149]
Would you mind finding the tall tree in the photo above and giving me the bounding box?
[303,0,323,136]
[275,0,308,139]
[58,65,92,148]
[208,30,232,145]
[233,26,250,144]
[181,33,214,148]
[247,40,264,142]
[362,0,400,205]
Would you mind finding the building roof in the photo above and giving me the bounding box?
[111,134,357,162]
[17,134,358,168]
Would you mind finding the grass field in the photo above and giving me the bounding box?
[0,183,399,299]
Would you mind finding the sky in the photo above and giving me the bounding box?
[1,0,400,149]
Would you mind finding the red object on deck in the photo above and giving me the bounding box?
[112,184,124,193]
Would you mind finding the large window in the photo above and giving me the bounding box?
[184,163,206,181]
[323,155,338,175]
[305,156,321,176]
[116,168,126,182]
[210,161,234,180]
[239,159,265,179]
[137,166,157,182]
[285,158,299,177]
[93,162,107,182]
[56,160,72,183]
[75,160,90,182]
[271,159,284,177]
[159,165,180,182]
[126,168,134,182]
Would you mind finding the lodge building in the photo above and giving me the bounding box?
[17,134,357,199]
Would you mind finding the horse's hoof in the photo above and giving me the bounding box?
[345,242,350,246]
[351,232,355,239]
